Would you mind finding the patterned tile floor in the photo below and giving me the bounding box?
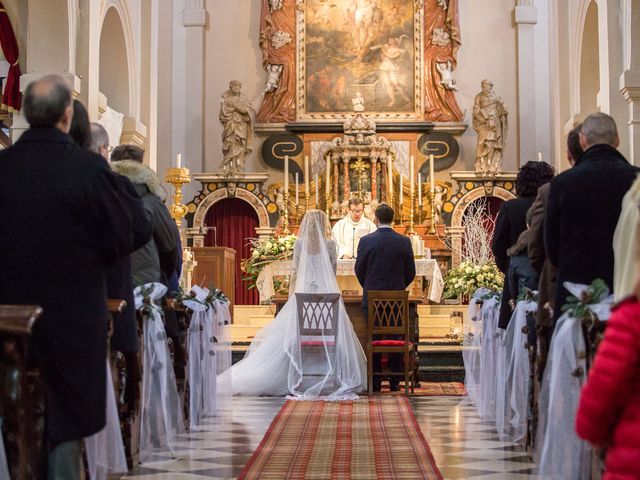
[124,396,543,479]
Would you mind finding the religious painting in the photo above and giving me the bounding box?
[297,0,423,120]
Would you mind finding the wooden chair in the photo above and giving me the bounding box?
[0,305,44,480]
[295,293,340,392]
[367,290,415,395]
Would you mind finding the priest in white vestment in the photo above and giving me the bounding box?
[332,197,377,259]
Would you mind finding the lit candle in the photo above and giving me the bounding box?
[284,155,289,193]
[315,174,319,201]
[304,155,310,197]
[538,151,543,162]
[429,154,435,196]
[325,157,331,196]
[410,155,415,198]
[176,153,182,168]
[295,172,299,205]
[418,173,422,206]
[399,173,403,205]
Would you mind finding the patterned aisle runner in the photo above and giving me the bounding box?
[238,396,443,480]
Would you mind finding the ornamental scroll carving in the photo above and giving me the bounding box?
[257,0,296,123]
[424,0,463,122]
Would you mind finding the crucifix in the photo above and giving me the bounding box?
[349,156,370,199]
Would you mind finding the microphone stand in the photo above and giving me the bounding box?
[352,226,356,258]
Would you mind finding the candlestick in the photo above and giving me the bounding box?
[388,158,393,195]
[304,155,310,198]
[399,173,403,206]
[325,158,331,196]
[295,172,299,206]
[315,174,319,204]
[165,165,191,229]
[175,153,182,169]
[429,154,435,196]
[284,155,289,192]
[409,155,415,198]
[418,173,422,206]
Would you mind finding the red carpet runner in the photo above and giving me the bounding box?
[238,396,443,479]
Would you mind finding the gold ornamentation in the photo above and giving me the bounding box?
[165,167,191,228]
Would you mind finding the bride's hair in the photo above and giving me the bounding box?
[301,209,332,239]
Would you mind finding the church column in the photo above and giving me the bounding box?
[370,156,378,203]
[620,71,640,165]
[515,1,537,165]
[342,154,351,202]
[183,0,207,172]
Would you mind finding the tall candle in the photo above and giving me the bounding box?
[388,158,393,195]
[284,155,289,192]
[399,173,403,205]
[325,157,331,196]
[418,173,422,206]
[315,174,319,201]
[176,153,182,168]
[295,172,299,205]
[429,154,435,196]
[538,151,543,162]
[304,155,310,197]
[409,155,415,198]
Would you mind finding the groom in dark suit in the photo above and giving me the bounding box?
[355,203,416,391]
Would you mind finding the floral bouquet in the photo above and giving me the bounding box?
[241,234,297,291]
[443,261,504,299]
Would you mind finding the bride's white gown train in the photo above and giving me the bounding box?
[219,211,367,399]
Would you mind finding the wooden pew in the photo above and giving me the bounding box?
[0,305,45,480]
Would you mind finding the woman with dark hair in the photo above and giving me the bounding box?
[69,99,92,149]
[492,160,555,328]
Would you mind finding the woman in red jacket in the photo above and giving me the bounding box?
[576,297,640,479]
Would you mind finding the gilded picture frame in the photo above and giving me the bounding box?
[296,0,424,121]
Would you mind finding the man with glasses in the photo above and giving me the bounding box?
[332,197,376,259]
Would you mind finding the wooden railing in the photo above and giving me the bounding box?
[0,305,45,480]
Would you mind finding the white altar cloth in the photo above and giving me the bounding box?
[257,258,444,303]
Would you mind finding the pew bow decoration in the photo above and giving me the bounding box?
[134,282,183,462]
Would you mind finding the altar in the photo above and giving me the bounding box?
[259,258,444,304]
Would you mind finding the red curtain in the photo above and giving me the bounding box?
[0,2,21,111]
[204,198,260,305]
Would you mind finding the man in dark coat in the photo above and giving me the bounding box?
[527,124,582,378]
[545,112,638,316]
[90,123,152,412]
[0,75,132,475]
[355,203,415,391]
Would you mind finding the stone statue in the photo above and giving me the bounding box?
[473,79,508,174]
[436,60,458,91]
[219,80,254,176]
[274,186,285,214]
[264,64,284,93]
[433,185,445,224]
[269,0,283,11]
[352,92,365,112]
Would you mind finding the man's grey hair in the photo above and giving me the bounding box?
[23,75,72,128]
[89,123,109,154]
[581,112,618,147]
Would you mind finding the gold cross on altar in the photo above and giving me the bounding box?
[350,157,370,198]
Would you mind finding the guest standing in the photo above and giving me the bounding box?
[545,112,638,315]
[355,204,415,391]
[0,75,132,477]
[492,161,554,328]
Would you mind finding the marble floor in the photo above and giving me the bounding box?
[124,396,542,480]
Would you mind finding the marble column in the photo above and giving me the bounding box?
[620,70,640,165]
[515,3,537,165]
[183,0,207,172]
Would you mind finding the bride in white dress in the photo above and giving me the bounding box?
[220,210,367,399]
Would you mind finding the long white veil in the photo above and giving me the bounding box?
[220,210,366,399]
